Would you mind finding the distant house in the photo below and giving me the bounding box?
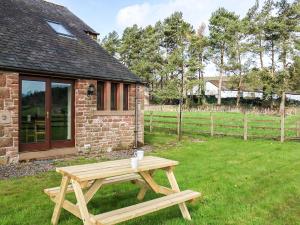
[202,77,263,99]
[190,76,300,102]
[0,0,144,163]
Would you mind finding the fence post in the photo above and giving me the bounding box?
[244,112,248,141]
[210,112,214,137]
[280,112,285,143]
[149,111,153,133]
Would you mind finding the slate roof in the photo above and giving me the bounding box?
[0,0,142,83]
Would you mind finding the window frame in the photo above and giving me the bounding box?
[110,83,119,111]
[46,20,75,38]
[123,84,130,111]
[97,81,105,111]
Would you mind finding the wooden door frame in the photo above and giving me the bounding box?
[19,75,50,152]
[19,75,75,152]
[50,78,75,149]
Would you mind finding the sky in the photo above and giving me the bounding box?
[48,0,263,38]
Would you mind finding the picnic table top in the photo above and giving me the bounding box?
[56,156,179,182]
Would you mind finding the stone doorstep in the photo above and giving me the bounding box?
[19,148,77,162]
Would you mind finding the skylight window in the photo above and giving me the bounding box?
[47,21,74,38]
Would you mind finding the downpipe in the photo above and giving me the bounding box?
[134,83,139,149]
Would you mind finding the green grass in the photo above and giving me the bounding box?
[1,133,300,224]
[145,111,300,140]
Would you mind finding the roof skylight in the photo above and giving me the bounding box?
[47,21,74,38]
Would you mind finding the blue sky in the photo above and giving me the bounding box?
[49,0,263,38]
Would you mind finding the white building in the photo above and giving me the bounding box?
[190,77,300,101]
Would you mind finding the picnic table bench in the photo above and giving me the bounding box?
[45,156,201,225]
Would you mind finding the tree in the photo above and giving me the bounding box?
[188,23,209,105]
[263,0,280,76]
[275,0,300,112]
[244,0,266,69]
[244,0,276,107]
[291,0,300,91]
[157,12,193,140]
[101,31,120,57]
[155,12,193,103]
[209,8,239,105]
[133,25,163,96]
[119,25,143,70]
[227,17,250,106]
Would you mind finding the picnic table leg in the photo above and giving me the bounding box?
[165,167,192,220]
[137,185,148,201]
[139,171,175,196]
[72,180,93,225]
[136,170,153,200]
[139,171,161,194]
[84,179,104,204]
[51,176,70,225]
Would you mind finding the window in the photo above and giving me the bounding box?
[97,82,129,111]
[123,84,129,110]
[97,81,105,110]
[111,83,118,110]
[47,21,74,38]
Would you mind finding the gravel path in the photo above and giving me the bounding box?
[0,145,153,180]
[0,161,55,180]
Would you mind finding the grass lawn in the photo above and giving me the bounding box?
[1,133,300,225]
[145,111,300,140]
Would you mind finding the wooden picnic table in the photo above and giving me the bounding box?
[45,156,201,225]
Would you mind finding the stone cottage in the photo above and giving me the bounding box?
[0,0,144,163]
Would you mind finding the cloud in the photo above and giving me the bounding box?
[116,0,256,31]
[117,0,209,29]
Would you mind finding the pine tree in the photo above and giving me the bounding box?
[227,17,250,107]
[188,23,208,105]
[209,8,239,105]
[155,12,193,104]
[244,0,275,106]
[101,31,120,57]
[133,25,163,97]
[275,0,300,112]
[119,25,143,70]
[263,0,280,76]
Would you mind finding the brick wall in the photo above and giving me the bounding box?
[75,79,144,152]
[0,72,19,163]
[0,74,144,163]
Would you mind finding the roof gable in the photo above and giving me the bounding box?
[0,0,141,83]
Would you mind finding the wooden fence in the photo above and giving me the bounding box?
[145,112,300,142]
[145,105,300,115]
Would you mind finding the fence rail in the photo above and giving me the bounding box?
[145,111,300,142]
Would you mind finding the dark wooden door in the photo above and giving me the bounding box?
[20,75,74,152]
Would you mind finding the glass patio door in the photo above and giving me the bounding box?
[50,81,74,148]
[20,77,49,151]
[20,76,74,152]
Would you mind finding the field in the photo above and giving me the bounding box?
[1,132,300,225]
[145,111,300,141]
